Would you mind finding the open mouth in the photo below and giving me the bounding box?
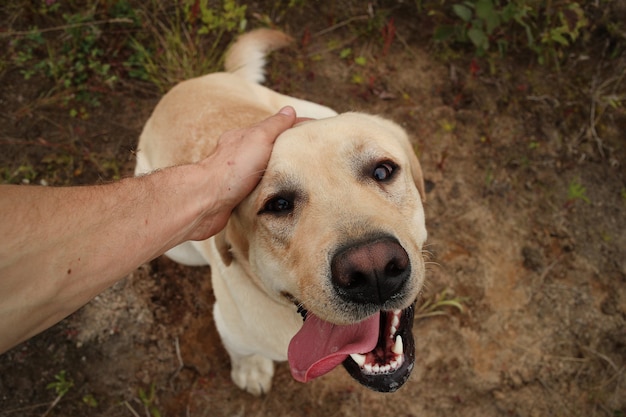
[287,303,415,393]
[342,306,415,392]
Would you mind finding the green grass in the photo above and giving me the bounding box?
[416,288,466,320]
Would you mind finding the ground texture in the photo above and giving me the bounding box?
[1,3,625,417]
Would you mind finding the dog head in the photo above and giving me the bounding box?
[217,112,427,392]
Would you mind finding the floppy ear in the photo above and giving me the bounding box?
[214,229,233,266]
[407,148,426,202]
[373,114,426,202]
[214,217,250,267]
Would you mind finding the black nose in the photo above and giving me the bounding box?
[331,237,410,305]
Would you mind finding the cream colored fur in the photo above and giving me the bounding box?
[135,29,427,395]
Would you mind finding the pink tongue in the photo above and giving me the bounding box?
[288,312,380,382]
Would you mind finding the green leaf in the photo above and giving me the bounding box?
[468,27,489,49]
[475,0,500,34]
[549,28,570,46]
[433,25,456,41]
[452,4,473,22]
[475,0,493,20]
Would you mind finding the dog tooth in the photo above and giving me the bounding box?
[350,353,366,368]
[382,364,391,373]
[390,360,398,369]
[389,325,397,337]
[372,364,380,373]
[391,314,400,329]
[364,363,373,374]
[392,335,404,355]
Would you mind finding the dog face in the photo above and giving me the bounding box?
[217,112,427,391]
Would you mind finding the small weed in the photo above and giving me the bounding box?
[2,164,39,184]
[138,383,162,417]
[351,73,366,85]
[439,119,456,133]
[354,55,367,66]
[42,370,74,417]
[123,382,162,417]
[82,393,99,408]
[416,288,465,320]
[128,0,247,92]
[47,370,74,397]
[567,178,590,204]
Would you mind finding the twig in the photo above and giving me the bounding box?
[123,401,142,417]
[40,394,62,417]
[581,345,621,373]
[1,18,133,37]
[589,75,606,159]
[312,15,370,38]
[169,336,185,389]
[0,402,50,416]
[538,257,561,283]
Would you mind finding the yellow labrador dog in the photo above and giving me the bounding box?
[135,29,427,395]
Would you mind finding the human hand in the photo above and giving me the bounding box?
[188,106,298,240]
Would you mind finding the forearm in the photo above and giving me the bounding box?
[0,106,297,354]
[0,164,217,353]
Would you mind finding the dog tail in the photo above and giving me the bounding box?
[224,29,293,84]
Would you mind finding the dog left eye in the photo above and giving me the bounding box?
[372,162,396,182]
[260,196,294,214]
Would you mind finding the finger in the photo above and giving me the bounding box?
[250,106,297,143]
[295,117,314,125]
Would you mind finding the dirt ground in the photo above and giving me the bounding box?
[1,3,625,417]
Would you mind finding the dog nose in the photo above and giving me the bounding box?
[331,237,410,305]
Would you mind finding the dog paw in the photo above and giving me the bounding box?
[230,354,275,396]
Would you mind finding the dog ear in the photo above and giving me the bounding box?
[373,114,426,202]
[214,229,233,266]
[408,151,426,202]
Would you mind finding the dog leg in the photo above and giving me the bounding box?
[213,302,275,395]
[229,352,275,396]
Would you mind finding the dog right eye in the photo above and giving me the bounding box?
[260,196,294,214]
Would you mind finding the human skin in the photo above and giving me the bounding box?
[0,106,298,354]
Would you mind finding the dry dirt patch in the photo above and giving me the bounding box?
[1,9,625,417]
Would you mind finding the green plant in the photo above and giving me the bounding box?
[2,163,39,184]
[567,178,591,204]
[416,289,465,319]
[47,370,74,396]
[42,370,74,417]
[82,393,99,408]
[534,2,588,65]
[138,383,161,417]
[7,3,134,113]
[435,0,532,56]
[128,0,247,92]
[433,0,589,67]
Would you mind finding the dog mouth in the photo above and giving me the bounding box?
[287,303,415,393]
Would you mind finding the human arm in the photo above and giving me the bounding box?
[0,106,297,354]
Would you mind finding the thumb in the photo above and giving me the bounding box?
[250,106,297,144]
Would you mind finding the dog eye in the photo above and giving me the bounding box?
[261,196,294,214]
[372,162,396,182]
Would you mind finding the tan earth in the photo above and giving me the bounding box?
[1,4,624,417]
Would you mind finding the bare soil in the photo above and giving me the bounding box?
[1,5,625,417]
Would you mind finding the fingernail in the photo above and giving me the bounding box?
[278,106,295,117]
